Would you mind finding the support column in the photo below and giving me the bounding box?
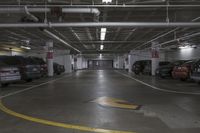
[46,41,54,77]
[128,54,132,73]
[151,42,159,76]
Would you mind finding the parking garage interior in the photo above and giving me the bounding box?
[0,0,200,133]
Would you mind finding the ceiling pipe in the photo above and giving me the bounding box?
[0,7,50,13]
[0,4,199,8]
[43,29,81,53]
[20,7,83,53]
[0,22,200,28]
[24,6,39,22]
[134,16,200,50]
[62,8,100,16]
[0,7,100,16]
[153,32,200,48]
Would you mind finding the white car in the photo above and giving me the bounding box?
[0,62,21,87]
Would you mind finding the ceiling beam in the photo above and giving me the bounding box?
[4,4,200,8]
[1,22,200,28]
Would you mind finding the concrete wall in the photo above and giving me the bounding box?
[54,55,72,73]
[76,56,88,70]
[113,55,124,69]
[165,47,200,61]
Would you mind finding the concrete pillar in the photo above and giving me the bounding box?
[46,41,54,77]
[151,42,159,76]
[128,54,132,73]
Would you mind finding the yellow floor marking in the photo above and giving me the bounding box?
[93,97,139,110]
[0,100,136,133]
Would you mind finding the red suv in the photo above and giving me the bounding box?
[172,60,195,81]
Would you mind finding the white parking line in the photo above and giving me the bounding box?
[0,75,72,99]
[115,71,200,95]
[8,84,34,87]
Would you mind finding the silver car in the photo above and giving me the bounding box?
[0,62,21,87]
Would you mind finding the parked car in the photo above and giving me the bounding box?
[132,60,151,75]
[143,61,171,75]
[172,60,196,81]
[191,59,200,83]
[0,62,21,87]
[1,56,41,82]
[156,60,188,78]
[32,57,47,77]
[54,63,65,75]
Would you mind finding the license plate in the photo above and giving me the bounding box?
[33,68,37,71]
[178,67,181,69]
[198,68,200,72]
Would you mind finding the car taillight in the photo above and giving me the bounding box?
[1,71,10,73]
[41,64,47,67]
[0,71,10,76]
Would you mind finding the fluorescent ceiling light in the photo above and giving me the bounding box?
[100,45,104,50]
[102,0,112,3]
[179,45,193,49]
[99,54,102,59]
[21,46,31,50]
[101,28,107,33]
[100,28,107,41]
[101,33,106,41]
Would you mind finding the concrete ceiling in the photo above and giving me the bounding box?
[0,0,199,54]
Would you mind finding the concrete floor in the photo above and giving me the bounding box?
[0,70,200,133]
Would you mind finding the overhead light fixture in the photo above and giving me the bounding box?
[100,44,104,50]
[99,54,102,59]
[101,28,107,33]
[102,0,112,4]
[178,45,197,50]
[20,46,31,50]
[100,28,107,41]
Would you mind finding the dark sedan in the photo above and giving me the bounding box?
[132,60,151,75]
[54,63,65,75]
[191,59,200,84]
[156,60,188,78]
[143,61,170,75]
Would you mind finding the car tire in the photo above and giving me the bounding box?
[26,79,32,82]
[134,71,140,75]
[180,78,187,81]
[160,75,165,78]
[1,83,9,87]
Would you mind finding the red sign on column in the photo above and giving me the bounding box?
[47,52,53,59]
[152,48,159,58]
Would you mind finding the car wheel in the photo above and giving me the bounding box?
[180,78,187,81]
[134,71,140,75]
[1,83,9,87]
[26,79,32,82]
[160,74,165,78]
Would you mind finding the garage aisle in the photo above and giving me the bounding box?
[0,70,200,133]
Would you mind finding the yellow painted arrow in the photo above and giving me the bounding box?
[93,97,139,110]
